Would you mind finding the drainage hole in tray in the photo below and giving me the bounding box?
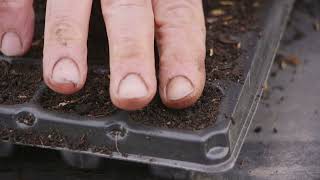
[106,124,127,140]
[15,112,37,127]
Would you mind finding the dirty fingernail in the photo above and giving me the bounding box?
[52,58,80,85]
[118,73,148,99]
[167,76,194,101]
[1,32,22,56]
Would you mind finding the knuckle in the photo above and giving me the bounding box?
[155,0,201,27]
[47,17,83,46]
[103,0,147,7]
[113,35,146,60]
[102,0,147,17]
[160,43,205,70]
[0,0,22,9]
[0,0,32,14]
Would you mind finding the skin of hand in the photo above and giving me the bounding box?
[0,0,206,110]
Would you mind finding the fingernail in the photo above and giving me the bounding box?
[52,58,80,85]
[1,32,22,56]
[167,76,194,101]
[118,73,148,99]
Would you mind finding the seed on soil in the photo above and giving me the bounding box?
[209,48,214,56]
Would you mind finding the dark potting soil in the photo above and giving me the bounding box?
[0,61,42,105]
[40,67,118,117]
[39,0,260,130]
[129,85,223,130]
[0,126,113,155]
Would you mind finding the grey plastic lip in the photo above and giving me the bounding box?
[0,0,294,173]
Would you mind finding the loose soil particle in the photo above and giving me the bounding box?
[0,61,42,105]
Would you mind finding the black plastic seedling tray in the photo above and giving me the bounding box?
[0,0,294,173]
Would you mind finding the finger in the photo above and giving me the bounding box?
[153,0,206,109]
[101,0,156,110]
[43,0,92,94]
[0,0,34,56]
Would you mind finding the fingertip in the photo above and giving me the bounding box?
[166,76,194,101]
[110,73,156,111]
[0,32,23,56]
[0,1,34,57]
[161,75,205,109]
[44,58,86,95]
[118,73,148,99]
[51,58,80,85]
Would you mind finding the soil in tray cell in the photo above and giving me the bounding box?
[0,61,42,105]
[40,67,118,117]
